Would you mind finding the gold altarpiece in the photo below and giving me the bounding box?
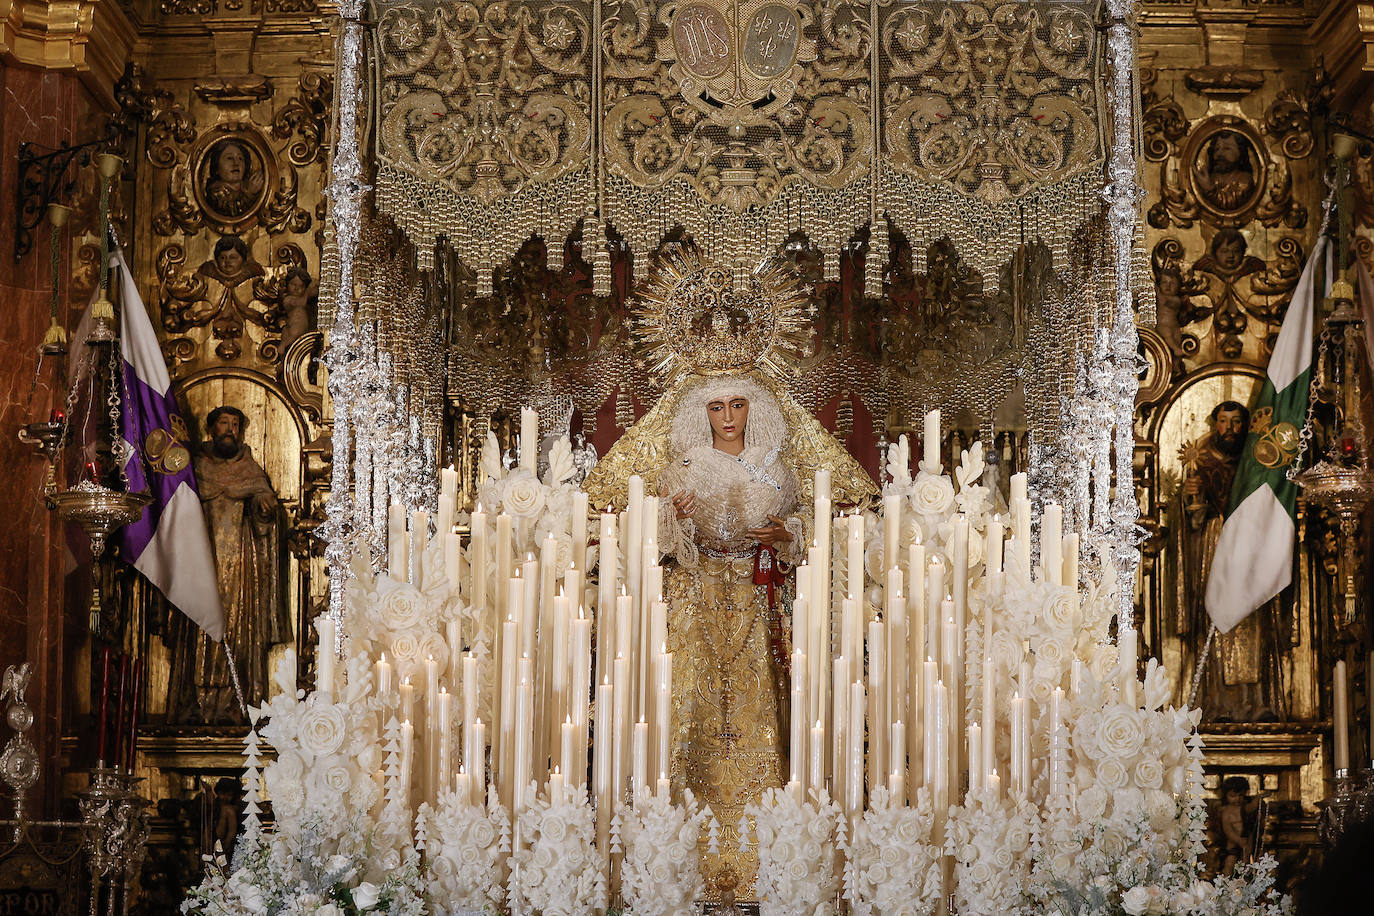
[46,0,1373,906]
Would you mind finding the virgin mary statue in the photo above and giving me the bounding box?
[584,250,875,895]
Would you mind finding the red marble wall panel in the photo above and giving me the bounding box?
[0,58,102,813]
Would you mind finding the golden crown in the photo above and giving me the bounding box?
[635,246,811,384]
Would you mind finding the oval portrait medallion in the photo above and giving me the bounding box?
[742,3,800,79]
[673,3,733,80]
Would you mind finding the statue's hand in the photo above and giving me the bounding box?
[748,515,794,547]
[251,492,276,519]
[672,489,696,520]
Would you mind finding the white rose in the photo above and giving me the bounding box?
[1035,635,1069,669]
[1121,887,1152,916]
[1096,758,1129,790]
[317,905,344,916]
[376,579,426,631]
[352,882,380,909]
[1041,588,1080,633]
[502,471,547,519]
[899,515,924,550]
[1096,708,1145,759]
[313,758,357,797]
[909,476,956,518]
[1134,758,1164,789]
[299,703,347,757]
[541,813,568,843]
[389,629,425,677]
[417,630,451,678]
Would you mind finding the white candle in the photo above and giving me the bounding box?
[315,615,335,694]
[1018,690,1030,798]
[832,656,850,805]
[1120,627,1138,707]
[923,409,941,472]
[1009,694,1024,796]
[520,406,538,471]
[561,717,579,788]
[981,654,994,785]
[890,720,906,806]
[1062,532,1079,590]
[886,572,906,738]
[967,723,982,796]
[549,768,565,805]
[847,512,864,612]
[986,518,1004,581]
[810,720,825,798]
[625,476,644,601]
[922,659,937,787]
[657,774,670,801]
[411,509,429,585]
[439,465,458,535]
[868,620,887,790]
[1010,472,1027,504]
[1334,660,1350,771]
[925,557,944,664]
[388,501,408,579]
[847,681,865,817]
[1041,503,1062,585]
[613,655,630,804]
[376,652,392,697]
[986,769,1000,799]
[655,650,672,784]
[841,596,860,673]
[495,514,513,621]
[456,769,470,808]
[470,719,486,805]
[933,680,949,810]
[445,529,462,598]
[594,680,613,805]
[446,618,462,691]
[400,677,415,725]
[882,492,900,572]
[632,718,648,794]
[514,665,534,811]
[470,505,488,612]
[399,719,415,810]
[1049,686,1065,797]
[437,687,453,795]
[571,490,589,573]
[897,434,911,483]
[791,651,807,786]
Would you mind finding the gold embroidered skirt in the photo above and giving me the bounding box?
[666,554,785,899]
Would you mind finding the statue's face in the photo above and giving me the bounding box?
[706,396,749,446]
[1212,408,1246,456]
[210,411,243,458]
[1211,134,1242,170]
[216,144,246,182]
[1214,235,1245,271]
[286,274,306,297]
[216,245,245,277]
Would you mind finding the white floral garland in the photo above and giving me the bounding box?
[509,786,607,916]
[421,787,511,915]
[747,787,844,916]
[947,788,1037,916]
[618,787,709,916]
[843,786,943,916]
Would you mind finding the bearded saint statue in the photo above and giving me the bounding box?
[584,249,876,896]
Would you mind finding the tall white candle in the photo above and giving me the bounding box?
[846,512,864,610]
[625,476,644,600]
[923,409,941,473]
[400,677,415,725]
[986,518,1004,582]
[1009,694,1024,796]
[437,687,453,796]
[655,650,672,785]
[925,557,944,665]
[594,680,613,804]
[445,529,462,599]
[981,654,994,785]
[1120,627,1138,707]
[967,723,982,796]
[399,719,415,811]
[890,720,906,806]
[514,667,534,811]
[1048,686,1066,797]
[1041,503,1062,585]
[886,571,906,738]
[922,659,937,787]
[1334,660,1350,771]
[519,406,538,471]
[882,492,901,571]
[561,717,579,788]
[411,509,429,586]
[791,650,807,787]
[571,490,589,573]
[868,621,887,789]
[470,505,488,612]
[613,655,630,804]
[376,652,392,697]
[1062,532,1079,590]
[847,681,866,817]
[470,719,486,805]
[632,718,648,794]
[495,514,513,620]
[1010,472,1027,504]
[933,680,949,810]
[439,465,458,536]
[810,719,825,798]
[832,656,850,806]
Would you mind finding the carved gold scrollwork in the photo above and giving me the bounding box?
[375,1,593,204]
[1149,113,1307,231]
[272,72,334,167]
[882,1,1100,202]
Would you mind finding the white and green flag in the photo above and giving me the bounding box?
[1204,235,1327,632]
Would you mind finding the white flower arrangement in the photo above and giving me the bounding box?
[747,787,844,916]
[947,788,1037,916]
[476,432,583,566]
[618,787,709,916]
[509,785,607,916]
[843,786,943,916]
[422,787,511,915]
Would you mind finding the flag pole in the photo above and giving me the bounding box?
[1187,624,1216,708]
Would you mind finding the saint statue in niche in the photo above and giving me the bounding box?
[1162,399,1289,722]
[583,250,876,896]
[166,406,291,723]
[1193,130,1258,214]
[201,139,266,220]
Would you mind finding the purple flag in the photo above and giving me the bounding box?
[111,250,226,640]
